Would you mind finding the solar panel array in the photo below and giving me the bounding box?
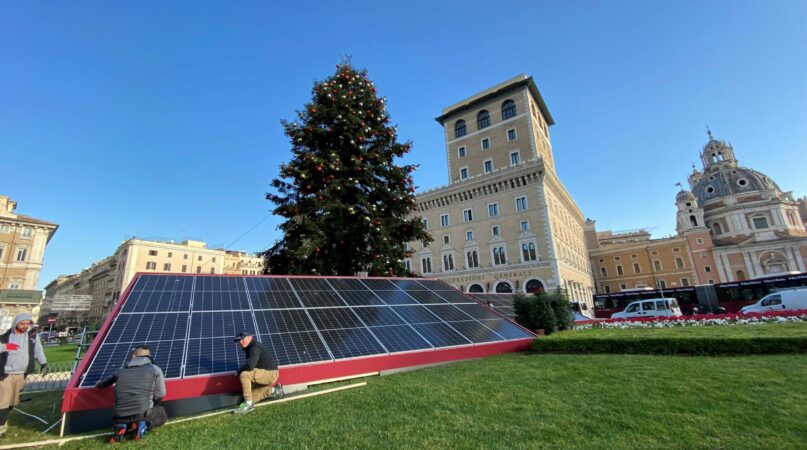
[470,294,516,319]
[80,275,533,387]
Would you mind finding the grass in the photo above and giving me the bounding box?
[43,344,81,365]
[4,352,801,449]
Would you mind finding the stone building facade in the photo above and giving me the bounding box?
[0,195,58,290]
[409,75,595,309]
[41,238,262,326]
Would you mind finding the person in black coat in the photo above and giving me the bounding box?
[232,331,282,414]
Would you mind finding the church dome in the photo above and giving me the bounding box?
[692,165,781,204]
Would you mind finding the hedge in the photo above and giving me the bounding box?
[532,336,807,355]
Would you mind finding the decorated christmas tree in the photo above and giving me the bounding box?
[264,62,430,276]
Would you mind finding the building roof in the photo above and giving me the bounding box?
[435,74,555,126]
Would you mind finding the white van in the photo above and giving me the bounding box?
[611,298,683,319]
[740,288,807,314]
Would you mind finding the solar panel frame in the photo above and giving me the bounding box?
[78,274,534,388]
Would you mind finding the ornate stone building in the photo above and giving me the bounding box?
[680,131,807,281]
[409,75,595,309]
[588,131,807,293]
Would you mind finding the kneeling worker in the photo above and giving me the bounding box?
[96,346,167,440]
[233,331,282,414]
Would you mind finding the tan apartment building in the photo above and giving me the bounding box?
[42,238,262,326]
[585,225,704,293]
[409,75,595,310]
[0,195,58,290]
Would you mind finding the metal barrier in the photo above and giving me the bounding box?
[23,327,98,392]
[23,361,73,392]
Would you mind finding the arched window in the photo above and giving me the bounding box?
[711,221,723,235]
[454,120,467,138]
[468,283,484,293]
[495,281,513,293]
[521,242,537,262]
[501,100,517,120]
[689,215,698,227]
[477,110,490,129]
[525,279,544,294]
[735,270,747,281]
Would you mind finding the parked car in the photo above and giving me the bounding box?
[740,288,807,314]
[610,298,683,319]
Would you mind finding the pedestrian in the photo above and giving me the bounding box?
[232,331,283,414]
[0,312,49,437]
[95,346,167,441]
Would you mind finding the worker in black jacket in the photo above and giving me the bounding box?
[232,331,282,414]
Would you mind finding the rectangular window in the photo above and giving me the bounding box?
[181,264,187,273]
[440,214,449,227]
[15,248,27,262]
[466,230,474,241]
[704,266,712,273]
[492,246,507,265]
[21,227,33,238]
[421,257,432,274]
[604,285,611,293]
[614,256,621,261]
[196,266,202,274]
[163,263,171,271]
[515,196,528,212]
[487,203,499,217]
[491,225,501,236]
[459,167,469,180]
[673,247,680,253]
[752,216,769,229]
[657,280,667,289]
[481,138,490,150]
[443,235,450,245]
[183,254,188,260]
[0,247,3,260]
[463,209,473,222]
[198,255,202,261]
[484,159,493,173]
[616,265,624,275]
[600,267,607,277]
[507,128,517,141]
[210,268,215,274]
[458,146,466,158]
[520,221,530,231]
[146,261,156,270]
[510,151,520,165]
[149,250,158,256]
[633,263,641,273]
[466,250,479,269]
[653,260,662,271]
[676,257,684,269]
[620,284,627,290]
[0,224,9,233]
[167,252,173,258]
[696,238,704,244]
[708,279,714,284]
[681,278,689,287]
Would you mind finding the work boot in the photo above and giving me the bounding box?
[232,402,254,414]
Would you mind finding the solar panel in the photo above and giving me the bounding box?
[78,275,533,387]
[470,293,517,320]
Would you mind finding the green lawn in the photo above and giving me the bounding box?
[5,353,801,449]
[43,344,80,365]
[553,321,807,340]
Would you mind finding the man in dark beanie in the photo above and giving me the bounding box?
[96,345,166,440]
[232,331,282,414]
[0,312,48,437]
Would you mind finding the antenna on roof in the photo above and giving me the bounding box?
[706,126,713,140]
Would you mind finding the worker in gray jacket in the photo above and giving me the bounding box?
[95,345,166,437]
[0,312,48,437]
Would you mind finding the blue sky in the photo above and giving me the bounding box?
[2,1,806,289]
